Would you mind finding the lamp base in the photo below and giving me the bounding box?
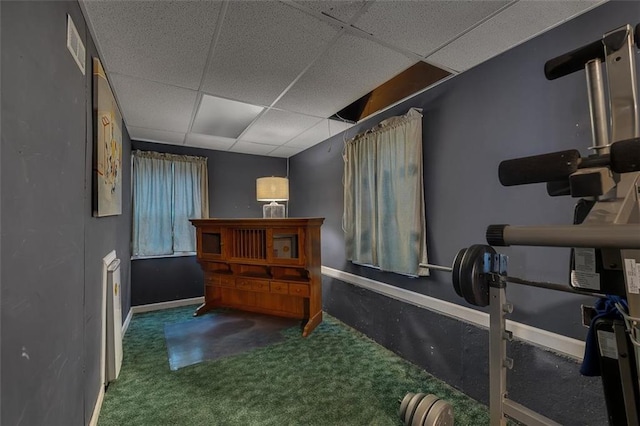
[263,202,285,218]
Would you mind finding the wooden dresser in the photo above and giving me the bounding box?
[190,218,324,337]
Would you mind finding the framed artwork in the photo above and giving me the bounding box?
[273,235,297,259]
[92,57,122,217]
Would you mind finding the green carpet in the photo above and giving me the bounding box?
[98,306,489,425]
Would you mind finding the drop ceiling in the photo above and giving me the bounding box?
[80,0,605,158]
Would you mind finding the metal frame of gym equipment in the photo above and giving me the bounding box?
[488,23,640,425]
[420,23,640,425]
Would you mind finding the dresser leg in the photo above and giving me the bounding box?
[302,311,323,337]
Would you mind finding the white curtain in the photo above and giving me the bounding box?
[172,155,209,252]
[343,108,428,276]
[132,151,209,257]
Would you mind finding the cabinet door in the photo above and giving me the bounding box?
[267,228,304,265]
[199,227,225,260]
[227,227,268,262]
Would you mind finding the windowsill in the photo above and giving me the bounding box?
[131,252,196,261]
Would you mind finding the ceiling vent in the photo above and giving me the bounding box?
[331,61,450,123]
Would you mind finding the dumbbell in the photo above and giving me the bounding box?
[399,392,454,426]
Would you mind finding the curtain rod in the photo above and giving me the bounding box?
[350,107,423,142]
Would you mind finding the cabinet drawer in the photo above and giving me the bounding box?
[237,278,270,293]
[289,283,310,297]
[219,275,236,288]
[270,281,289,294]
[206,274,235,288]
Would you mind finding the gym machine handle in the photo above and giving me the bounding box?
[544,39,605,81]
[610,137,640,173]
[544,23,640,80]
[498,138,640,187]
[498,149,580,186]
[486,223,640,249]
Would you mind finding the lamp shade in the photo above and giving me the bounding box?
[256,177,289,201]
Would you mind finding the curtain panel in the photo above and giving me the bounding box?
[343,108,428,276]
[132,150,209,257]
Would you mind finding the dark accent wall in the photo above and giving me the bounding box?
[1,2,132,424]
[130,141,286,306]
[290,2,636,423]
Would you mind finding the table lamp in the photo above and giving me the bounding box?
[256,176,289,218]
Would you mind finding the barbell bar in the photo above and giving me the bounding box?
[419,245,602,307]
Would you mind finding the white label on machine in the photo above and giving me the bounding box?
[597,330,618,359]
[623,258,640,294]
[574,248,596,273]
[571,270,600,290]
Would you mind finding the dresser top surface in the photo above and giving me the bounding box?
[190,217,324,227]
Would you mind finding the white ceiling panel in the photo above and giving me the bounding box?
[427,1,605,72]
[201,1,340,106]
[128,126,186,145]
[83,1,221,90]
[185,133,236,151]
[192,95,264,139]
[352,1,511,57]
[293,1,368,24]
[109,74,197,133]
[231,141,280,156]
[275,33,416,118]
[268,146,304,158]
[80,0,607,157]
[286,118,353,149]
[241,109,324,145]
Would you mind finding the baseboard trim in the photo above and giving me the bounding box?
[322,266,585,360]
[89,384,105,426]
[122,308,133,336]
[130,297,204,314]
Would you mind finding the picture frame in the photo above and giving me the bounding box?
[92,57,122,217]
[273,235,296,259]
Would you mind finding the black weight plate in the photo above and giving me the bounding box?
[459,244,495,307]
[458,245,482,306]
[451,248,467,298]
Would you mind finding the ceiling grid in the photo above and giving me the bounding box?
[80,0,606,157]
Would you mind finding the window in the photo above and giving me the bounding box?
[342,108,428,276]
[132,150,209,257]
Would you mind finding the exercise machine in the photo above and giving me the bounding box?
[417,23,640,425]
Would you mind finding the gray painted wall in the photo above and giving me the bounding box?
[289,1,638,423]
[1,2,132,424]
[83,34,133,424]
[130,141,287,306]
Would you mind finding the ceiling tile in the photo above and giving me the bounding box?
[275,33,416,118]
[241,109,324,145]
[268,146,303,158]
[231,141,280,156]
[82,1,221,90]
[128,126,185,145]
[427,1,605,72]
[185,133,236,151]
[109,74,197,133]
[201,1,340,106]
[352,1,510,57]
[192,95,264,139]
[286,118,353,149]
[293,1,367,24]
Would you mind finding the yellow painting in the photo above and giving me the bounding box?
[93,57,122,216]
